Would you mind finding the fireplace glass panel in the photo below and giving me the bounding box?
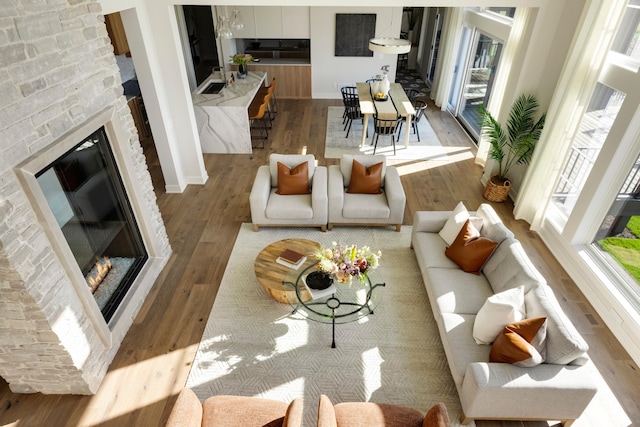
[36,127,148,322]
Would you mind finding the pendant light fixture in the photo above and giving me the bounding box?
[368,37,411,54]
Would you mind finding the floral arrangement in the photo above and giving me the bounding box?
[315,242,381,284]
[230,53,254,66]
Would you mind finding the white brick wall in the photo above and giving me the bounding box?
[0,0,171,394]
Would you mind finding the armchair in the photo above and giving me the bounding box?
[165,388,303,427]
[250,154,328,231]
[328,154,406,231]
[317,395,451,427]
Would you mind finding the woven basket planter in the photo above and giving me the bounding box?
[483,175,511,202]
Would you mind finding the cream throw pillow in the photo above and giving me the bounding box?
[439,202,469,246]
[473,286,525,345]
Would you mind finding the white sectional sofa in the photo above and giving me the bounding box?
[411,203,598,426]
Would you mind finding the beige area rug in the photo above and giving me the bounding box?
[324,106,448,161]
[186,224,473,427]
[185,224,630,427]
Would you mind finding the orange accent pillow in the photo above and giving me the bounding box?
[444,219,498,274]
[276,161,310,195]
[347,160,383,194]
[490,317,548,367]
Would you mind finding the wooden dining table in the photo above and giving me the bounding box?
[356,82,416,149]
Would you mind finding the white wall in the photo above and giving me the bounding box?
[310,6,403,99]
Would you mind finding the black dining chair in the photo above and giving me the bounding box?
[397,100,427,142]
[341,86,366,138]
[371,114,401,155]
[404,88,420,102]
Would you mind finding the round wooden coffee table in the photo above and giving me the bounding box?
[254,238,321,303]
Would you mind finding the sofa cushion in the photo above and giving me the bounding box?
[483,239,546,294]
[439,313,491,387]
[342,192,390,219]
[412,232,459,270]
[489,317,548,368]
[473,286,525,345]
[340,154,386,187]
[475,204,514,243]
[269,154,315,187]
[425,268,493,315]
[265,190,313,219]
[445,220,499,275]
[525,285,590,365]
[347,160,383,194]
[276,161,311,195]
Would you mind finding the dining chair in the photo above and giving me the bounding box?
[397,99,427,142]
[371,114,401,155]
[404,88,420,102]
[341,86,366,138]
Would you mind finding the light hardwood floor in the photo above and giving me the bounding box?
[1,99,639,427]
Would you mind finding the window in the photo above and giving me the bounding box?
[550,83,626,221]
[592,149,640,303]
[486,7,516,18]
[610,0,640,60]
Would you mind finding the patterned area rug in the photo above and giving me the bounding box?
[186,224,473,427]
[324,106,448,161]
[186,224,630,427]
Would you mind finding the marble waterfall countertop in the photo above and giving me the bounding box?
[192,71,266,153]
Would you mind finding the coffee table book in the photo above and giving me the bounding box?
[276,249,307,270]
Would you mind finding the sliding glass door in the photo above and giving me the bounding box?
[449,30,503,140]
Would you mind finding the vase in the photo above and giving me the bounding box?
[372,75,390,97]
[238,63,248,79]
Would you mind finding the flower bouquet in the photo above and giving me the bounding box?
[315,242,381,284]
[230,53,254,78]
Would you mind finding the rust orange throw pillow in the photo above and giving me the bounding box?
[490,317,548,367]
[276,161,310,195]
[445,219,498,274]
[347,160,383,194]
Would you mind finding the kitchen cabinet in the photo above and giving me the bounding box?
[230,6,309,39]
[248,64,311,99]
[105,12,129,55]
[282,7,310,38]
[254,7,283,38]
[228,6,255,39]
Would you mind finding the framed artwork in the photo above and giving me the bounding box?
[335,13,376,57]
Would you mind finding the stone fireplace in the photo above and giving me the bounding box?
[0,1,171,394]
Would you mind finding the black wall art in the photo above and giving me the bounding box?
[335,14,376,57]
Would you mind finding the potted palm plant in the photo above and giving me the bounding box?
[479,94,546,202]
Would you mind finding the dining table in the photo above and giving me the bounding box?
[356,82,416,149]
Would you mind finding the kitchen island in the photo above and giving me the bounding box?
[192,70,266,153]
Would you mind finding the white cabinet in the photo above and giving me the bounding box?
[230,6,309,39]
[228,6,255,39]
[282,7,310,38]
[254,6,283,38]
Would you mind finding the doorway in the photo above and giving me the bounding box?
[449,29,503,140]
[181,5,219,87]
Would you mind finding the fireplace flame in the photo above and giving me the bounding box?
[87,256,112,293]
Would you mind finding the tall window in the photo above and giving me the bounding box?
[550,84,626,220]
[610,0,640,60]
[592,149,640,305]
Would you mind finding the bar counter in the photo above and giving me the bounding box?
[192,71,266,154]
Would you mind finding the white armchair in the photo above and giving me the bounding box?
[328,154,406,231]
[250,154,328,231]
